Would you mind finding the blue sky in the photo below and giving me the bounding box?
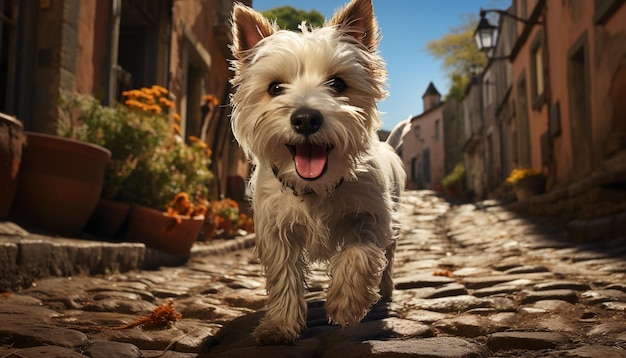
[252,0,507,130]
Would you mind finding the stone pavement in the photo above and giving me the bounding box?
[1,190,626,357]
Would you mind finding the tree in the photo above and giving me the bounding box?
[261,6,324,30]
[426,16,488,101]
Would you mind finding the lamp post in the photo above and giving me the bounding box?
[473,15,498,54]
[473,8,543,60]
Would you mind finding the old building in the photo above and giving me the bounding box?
[442,96,464,179]
[402,82,445,190]
[461,77,486,199]
[474,0,626,222]
[0,0,249,200]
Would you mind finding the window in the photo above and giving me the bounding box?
[180,24,211,141]
[413,125,421,139]
[567,32,592,178]
[410,157,418,181]
[516,71,531,167]
[435,119,440,140]
[530,30,546,109]
[422,148,431,183]
[534,48,544,95]
[483,77,492,107]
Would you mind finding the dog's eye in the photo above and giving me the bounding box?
[327,78,346,93]
[268,82,285,96]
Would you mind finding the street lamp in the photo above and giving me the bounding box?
[473,8,544,58]
[473,15,498,53]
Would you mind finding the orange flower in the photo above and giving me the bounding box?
[112,299,181,330]
[225,198,239,208]
[173,192,190,205]
[125,99,148,111]
[202,94,219,106]
[122,89,142,99]
[188,135,208,149]
[159,97,174,108]
[172,123,181,135]
[151,85,169,95]
[192,203,208,217]
[433,269,453,277]
[173,113,181,122]
[148,104,162,114]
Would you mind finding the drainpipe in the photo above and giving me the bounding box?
[107,0,121,106]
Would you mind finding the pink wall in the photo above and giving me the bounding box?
[402,106,445,190]
[545,1,626,187]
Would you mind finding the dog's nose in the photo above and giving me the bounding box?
[291,108,323,135]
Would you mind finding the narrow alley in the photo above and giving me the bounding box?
[1,190,626,357]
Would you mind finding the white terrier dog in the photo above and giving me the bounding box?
[230,0,408,345]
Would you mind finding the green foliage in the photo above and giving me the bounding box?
[446,73,471,101]
[426,17,488,99]
[58,92,213,210]
[442,162,465,189]
[261,6,324,30]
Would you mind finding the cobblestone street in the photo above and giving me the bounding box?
[1,190,626,357]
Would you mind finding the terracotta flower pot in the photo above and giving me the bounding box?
[0,113,24,219]
[85,199,131,238]
[513,175,546,201]
[127,204,204,255]
[12,132,111,234]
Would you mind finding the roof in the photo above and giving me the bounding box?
[410,101,445,122]
[422,82,441,98]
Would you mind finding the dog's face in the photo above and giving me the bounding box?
[230,0,387,196]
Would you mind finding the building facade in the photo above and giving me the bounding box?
[0,0,249,200]
[402,82,445,191]
[462,76,486,199]
[468,0,626,220]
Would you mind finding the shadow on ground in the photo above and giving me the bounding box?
[199,300,402,357]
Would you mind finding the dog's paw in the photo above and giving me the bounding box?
[253,320,300,345]
[325,296,374,327]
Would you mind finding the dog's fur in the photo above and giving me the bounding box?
[230,0,408,345]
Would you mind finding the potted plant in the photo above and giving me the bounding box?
[124,126,212,254]
[11,99,111,234]
[505,168,546,201]
[57,91,166,237]
[128,192,207,255]
[0,112,24,219]
[56,87,214,254]
[199,198,254,240]
[441,162,465,197]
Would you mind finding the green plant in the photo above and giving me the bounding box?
[442,162,465,189]
[58,87,213,210]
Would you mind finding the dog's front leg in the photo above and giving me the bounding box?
[379,238,397,300]
[253,233,307,345]
[326,220,389,327]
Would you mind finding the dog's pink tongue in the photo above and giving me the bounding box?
[294,143,327,179]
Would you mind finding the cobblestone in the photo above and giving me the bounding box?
[1,190,626,357]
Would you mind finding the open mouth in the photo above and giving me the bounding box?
[287,143,334,180]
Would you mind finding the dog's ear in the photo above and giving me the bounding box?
[232,3,276,59]
[329,0,380,52]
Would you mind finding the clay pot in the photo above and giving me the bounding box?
[12,132,111,234]
[513,175,546,201]
[0,113,24,219]
[127,203,203,255]
[85,199,131,238]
